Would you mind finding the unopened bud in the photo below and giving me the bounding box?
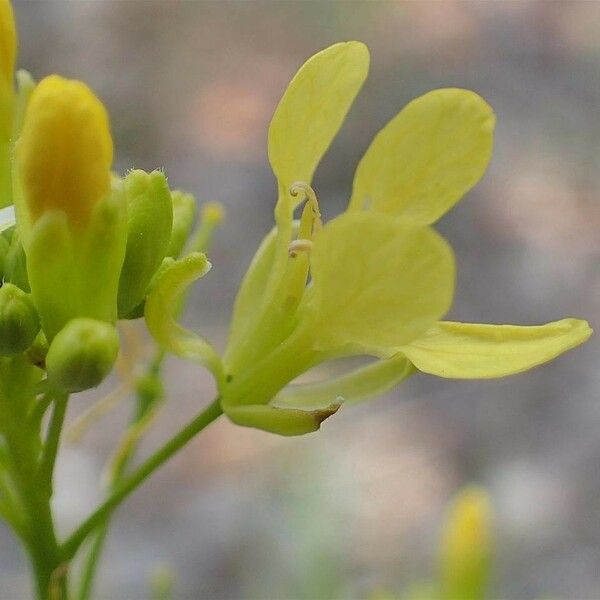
[440,485,492,600]
[46,318,119,392]
[167,190,196,258]
[16,75,113,232]
[0,282,40,355]
[118,170,173,317]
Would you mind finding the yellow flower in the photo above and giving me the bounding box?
[146,42,591,436]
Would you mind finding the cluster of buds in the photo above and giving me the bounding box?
[0,0,206,395]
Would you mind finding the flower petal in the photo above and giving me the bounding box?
[224,227,277,366]
[269,41,369,205]
[274,356,415,411]
[397,318,592,379]
[349,89,495,224]
[305,212,455,356]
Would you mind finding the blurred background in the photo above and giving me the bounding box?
[2,1,600,598]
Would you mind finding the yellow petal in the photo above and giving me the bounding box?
[0,0,16,90]
[224,226,277,367]
[305,212,455,355]
[274,356,415,411]
[16,75,112,231]
[269,41,369,205]
[398,318,592,379]
[349,89,495,224]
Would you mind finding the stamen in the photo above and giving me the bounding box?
[290,181,322,237]
[288,239,313,258]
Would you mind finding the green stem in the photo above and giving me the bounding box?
[5,425,65,599]
[37,393,68,496]
[62,398,222,561]
[77,526,109,600]
[77,380,154,600]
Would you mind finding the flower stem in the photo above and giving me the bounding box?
[62,398,222,561]
[37,393,68,496]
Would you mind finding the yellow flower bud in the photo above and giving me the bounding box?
[16,75,112,231]
[440,486,492,600]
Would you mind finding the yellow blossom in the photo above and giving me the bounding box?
[146,41,591,436]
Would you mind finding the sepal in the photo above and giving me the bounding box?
[144,253,223,384]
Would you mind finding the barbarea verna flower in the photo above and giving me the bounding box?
[147,42,591,436]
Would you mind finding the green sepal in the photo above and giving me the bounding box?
[26,187,127,340]
[223,402,339,436]
[46,317,120,392]
[144,253,223,384]
[117,170,173,317]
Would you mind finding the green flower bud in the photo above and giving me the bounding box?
[118,169,173,318]
[0,282,40,355]
[3,231,29,291]
[46,318,119,392]
[167,190,196,258]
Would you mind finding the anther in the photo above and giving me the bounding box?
[288,239,313,258]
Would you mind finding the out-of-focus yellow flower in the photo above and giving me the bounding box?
[439,486,492,600]
[16,75,112,233]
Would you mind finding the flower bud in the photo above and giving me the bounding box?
[46,318,119,392]
[440,486,492,600]
[13,76,127,339]
[0,282,40,355]
[16,75,112,233]
[117,169,173,317]
[167,190,196,258]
